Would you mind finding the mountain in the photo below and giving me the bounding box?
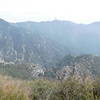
[0,19,66,67]
[16,20,100,55]
[0,18,100,78]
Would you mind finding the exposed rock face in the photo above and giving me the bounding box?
[25,64,45,78]
[56,55,100,79]
[16,20,100,55]
[1,19,100,67]
[0,19,66,67]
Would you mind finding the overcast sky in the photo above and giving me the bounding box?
[0,0,100,23]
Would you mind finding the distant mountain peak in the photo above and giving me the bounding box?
[0,18,7,22]
[89,22,100,25]
[0,18,9,26]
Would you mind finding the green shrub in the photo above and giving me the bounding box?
[29,79,57,100]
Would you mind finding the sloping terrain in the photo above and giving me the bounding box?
[0,19,66,67]
[0,19,100,79]
[16,20,100,55]
[56,55,100,77]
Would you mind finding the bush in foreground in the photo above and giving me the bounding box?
[0,75,100,100]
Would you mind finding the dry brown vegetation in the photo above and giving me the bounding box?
[0,75,100,100]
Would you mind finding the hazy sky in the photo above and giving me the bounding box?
[0,0,100,23]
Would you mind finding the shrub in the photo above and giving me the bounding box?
[0,74,100,100]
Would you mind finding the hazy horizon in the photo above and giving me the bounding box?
[0,0,100,24]
[1,17,100,25]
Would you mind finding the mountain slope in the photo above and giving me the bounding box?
[56,55,100,77]
[16,20,100,55]
[0,19,66,66]
[0,18,100,69]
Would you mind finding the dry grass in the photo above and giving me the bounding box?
[0,75,99,100]
[0,75,30,100]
